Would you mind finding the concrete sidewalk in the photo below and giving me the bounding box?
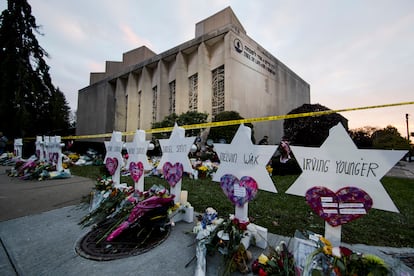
[0,166,94,222]
[0,164,413,275]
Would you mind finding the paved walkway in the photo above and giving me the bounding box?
[0,163,413,275]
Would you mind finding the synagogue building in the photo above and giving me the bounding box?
[76,7,310,143]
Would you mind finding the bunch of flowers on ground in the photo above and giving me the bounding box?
[303,234,389,276]
[192,209,253,275]
[192,159,219,179]
[251,240,296,275]
[79,176,178,244]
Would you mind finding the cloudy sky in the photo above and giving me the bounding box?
[1,0,413,139]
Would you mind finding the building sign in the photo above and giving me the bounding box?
[232,37,276,76]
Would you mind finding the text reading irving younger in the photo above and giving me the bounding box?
[302,158,379,177]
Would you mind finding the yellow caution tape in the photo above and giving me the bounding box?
[57,101,413,140]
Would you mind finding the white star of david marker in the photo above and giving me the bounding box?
[213,124,278,193]
[157,123,196,173]
[285,123,407,213]
[104,131,125,185]
[124,130,152,172]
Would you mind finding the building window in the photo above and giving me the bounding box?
[169,80,176,114]
[212,65,225,116]
[188,73,198,111]
[152,86,157,123]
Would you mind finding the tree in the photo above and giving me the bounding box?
[372,125,410,150]
[151,111,208,139]
[283,103,347,146]
[348,125,410,152]
[208,111,255,144]
[0,0,71,138]
[348,126,377,149]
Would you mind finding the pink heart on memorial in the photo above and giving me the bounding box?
[220,174,258,207]
[105,157,118,176]
[305,186,373,227]
[163,162,183,187]
[129,161,144,182]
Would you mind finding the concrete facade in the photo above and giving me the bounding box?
[76,7,310,144]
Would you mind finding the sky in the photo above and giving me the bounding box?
[1,0,413,140]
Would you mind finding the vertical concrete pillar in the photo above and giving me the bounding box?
[224,33,231,113]
[197,42,212,114]
[140,67,153,131]
[114,77,127,132]
[126,72,139,141]
[175,52,188,114]
[158,60,169,120]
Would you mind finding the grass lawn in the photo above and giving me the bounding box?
[71,165,413,248]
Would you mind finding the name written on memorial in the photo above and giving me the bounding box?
[301,157,379,177]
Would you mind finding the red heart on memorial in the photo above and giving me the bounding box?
[305,186,373,227]
[105,157,118,176]
[163,162,183,187]
[129,161,144,182]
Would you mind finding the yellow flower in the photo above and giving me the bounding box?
[198,165,208,172]
[266,165,273,174]
[319,236,332,247]
[258,254,269,265]
[363,254,386,266]
[319,236,333,255]
[323,245,332,255]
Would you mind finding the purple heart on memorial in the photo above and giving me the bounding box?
[53,152,59,163]
[129,161,144,182]
[105,157,118,176]
[305,186,373,227]
[163,162,183,187]
[220,174,258,207]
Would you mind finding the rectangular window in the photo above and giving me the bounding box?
[188,74,198,111]
[169,80,176,114]
[212,65,225,116]
[152,86,157,123]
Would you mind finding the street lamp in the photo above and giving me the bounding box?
[406,114,410,141]
[406,114,411,162]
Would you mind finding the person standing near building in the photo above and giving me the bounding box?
[258,135,269,145]
[0,132,8,155]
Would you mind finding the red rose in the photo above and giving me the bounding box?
[258,268,268,276]
[340,246,353,257]
[239,222,248,231]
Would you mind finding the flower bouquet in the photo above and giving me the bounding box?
[77,182,178,260]
[299,231,389,276]
[192,209,253,276]
[251,240,296,276]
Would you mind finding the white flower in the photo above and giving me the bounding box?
[332,247,341,258]
[205,207,217,214]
